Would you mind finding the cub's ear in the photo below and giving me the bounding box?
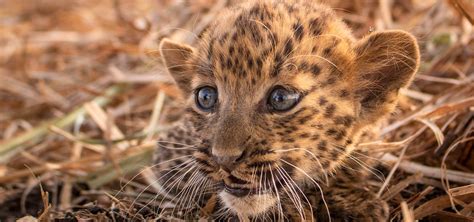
[159,38,195,96]
[354,30,420,122]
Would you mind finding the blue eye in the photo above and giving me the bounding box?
[196,86,218,111]
[268,87,300,111]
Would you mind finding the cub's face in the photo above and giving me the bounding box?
[157,1,419,218]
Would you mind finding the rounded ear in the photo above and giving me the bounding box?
[159,38,196,96]
[354,30,420,122]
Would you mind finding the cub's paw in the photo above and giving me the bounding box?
[316,186,389,222]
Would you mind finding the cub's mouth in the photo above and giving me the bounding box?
[218,180,272,197]
[224,185,253,197]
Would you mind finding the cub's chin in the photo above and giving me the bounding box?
[219,191,277,218]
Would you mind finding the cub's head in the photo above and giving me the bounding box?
[157,1,419,218]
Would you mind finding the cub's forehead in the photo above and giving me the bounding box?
[190,1,356,90]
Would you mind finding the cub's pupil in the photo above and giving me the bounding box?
[273,91,285,102]
[197,86,217,110]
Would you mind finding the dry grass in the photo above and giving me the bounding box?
[0,0,473,221]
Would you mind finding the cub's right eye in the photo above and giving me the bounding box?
[196,86,218,111]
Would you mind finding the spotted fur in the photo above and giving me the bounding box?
[153,0,419,221]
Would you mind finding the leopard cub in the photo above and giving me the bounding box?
[153,0,419,221]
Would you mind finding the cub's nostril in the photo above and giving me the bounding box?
[213,153,243,172]
[235,150,246,162]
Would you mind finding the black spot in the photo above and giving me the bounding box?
[330,149,340,160]
[298,115,313,124]
[184,138,193,145]
[284,129,294,134]
[311,65,321,76]
[283,38,294,57]
[325,128,337,136]
[299,62,309,71]
[207,38,215,61]
[239,69,247,78]
[247,58,254,69]
[260,47,272,59]
[256,58,263,71]
[309,18,323,36]
[226,58,233,70]
[324,104,336,117]
[339,90,350,98]
[323,47,332,56]
[334,116,354,127]
[324,77,337,86]
[271,54,284,77]
[300,133,310,138]
[319,97,328,106]
[285,3,296,13]
[334,130,346,141]
[249,5,261,17]
[251,29,263,44]
[318,140,327,151]
[175,159,184,165]
[292,22,304,41]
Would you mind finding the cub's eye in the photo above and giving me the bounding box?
[196,86,218,111]
[268,87,300,112]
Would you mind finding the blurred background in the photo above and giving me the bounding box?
[0,0,473,221]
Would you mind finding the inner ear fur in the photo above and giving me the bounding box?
[354,30,420,122]
[159,38,195,96]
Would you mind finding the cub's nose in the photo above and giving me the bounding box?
[213,153,244,172]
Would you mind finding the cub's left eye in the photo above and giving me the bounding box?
[196,86,218,111]
[268,87,301,112]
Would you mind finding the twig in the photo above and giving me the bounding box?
[413,192,474,219]
[84,101,128,150]
[449,0,474,25]
[143,90,166,140]
[382,173,423,200]
[83,145,154,189]
[377,127,427,197]
[401,201,415,222]
[382,153,474,184]
[377,144,409,197]
[0,85,127,163]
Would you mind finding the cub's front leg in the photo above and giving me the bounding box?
[315,184,389,222]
